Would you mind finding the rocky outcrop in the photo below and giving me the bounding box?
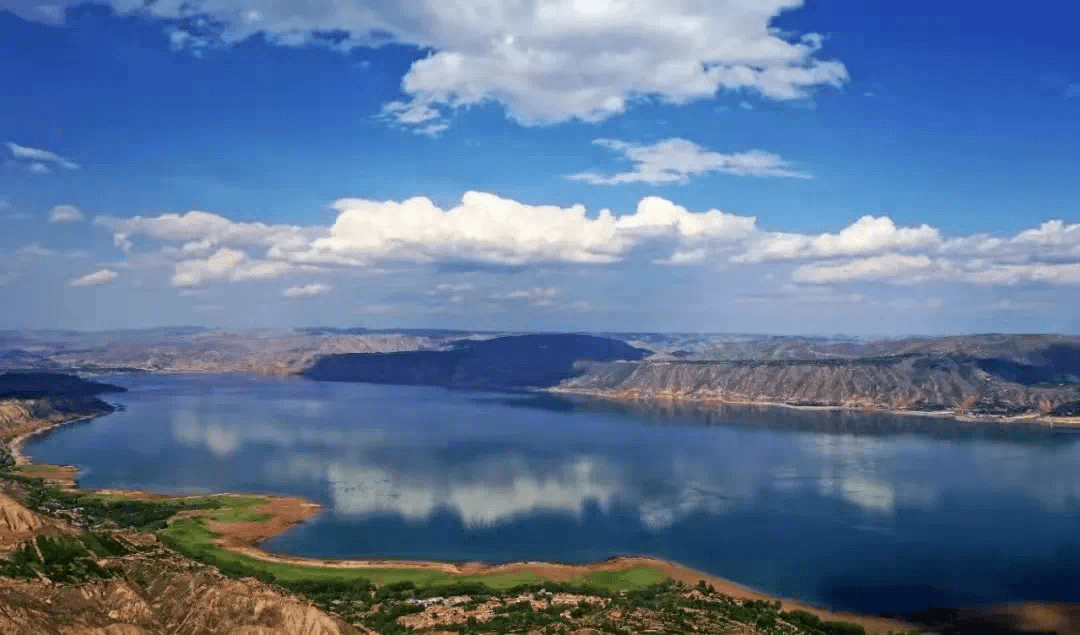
[556,353,1080,416]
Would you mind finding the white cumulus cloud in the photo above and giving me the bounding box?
[791,254,940,284]
[96,210,322,255]
[0,0,847,131]
[567,138,810,185]
[614,196,758,240]
[49,204,84,223]
[282,282,332,298]
[495,287,562,306]
[965,262,1080,286]
[171,247,298,287]
[1012,219,1080,251]
[783,218,1080,286]
[431,282,473,293]
[288,192,757,267]
[735,215,942,263]
[792,256,1080,287]
[90,191,1080,290]
[98,193,760,273]
[69,268,118,287]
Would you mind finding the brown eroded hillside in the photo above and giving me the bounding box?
[557,353,1080,416]
[0,542,359,635]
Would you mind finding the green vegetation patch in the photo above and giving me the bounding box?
[28,486,216,531]
[158,514,667,596]
[159,517,444,587]
[0,470,41,486]
[334,578,886,635]
[77,531,132,558]
[0,534,129,583]
[783,609,868,635]
[581,565,667,590]
[207,509,272,523]
[19,479,271,532]
[180,495,268,509]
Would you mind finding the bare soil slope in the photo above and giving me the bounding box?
[0,556,359,635]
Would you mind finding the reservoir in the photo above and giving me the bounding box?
[23,372,1080,616]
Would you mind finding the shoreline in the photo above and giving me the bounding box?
[1,399,916,634]
[57,368,1080,427]
[228,545,916,634]
[548,386,1080,428]
[8,412,100,467]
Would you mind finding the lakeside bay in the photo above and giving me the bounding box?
[23,372,1080,617]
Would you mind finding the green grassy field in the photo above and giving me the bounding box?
[207,508,272,523]
[160,515,666,591]
[11,475,670,594]
[78,492,268,507]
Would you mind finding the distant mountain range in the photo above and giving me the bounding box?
[2,329,1079,420]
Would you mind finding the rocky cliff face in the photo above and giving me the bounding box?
[557,353,1080,415]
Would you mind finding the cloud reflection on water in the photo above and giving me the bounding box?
[164,388,1080,531]
[26,375,1080,614]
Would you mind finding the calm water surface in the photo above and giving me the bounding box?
[24,373,1080,615]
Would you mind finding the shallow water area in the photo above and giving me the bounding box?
[24,372,1080,616]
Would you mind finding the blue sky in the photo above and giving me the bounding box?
[1,0,1078,334]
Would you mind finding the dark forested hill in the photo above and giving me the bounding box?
[304,333,650,389]
[0,372,126,400]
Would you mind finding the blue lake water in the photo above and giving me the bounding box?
[23,373,1080,616]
